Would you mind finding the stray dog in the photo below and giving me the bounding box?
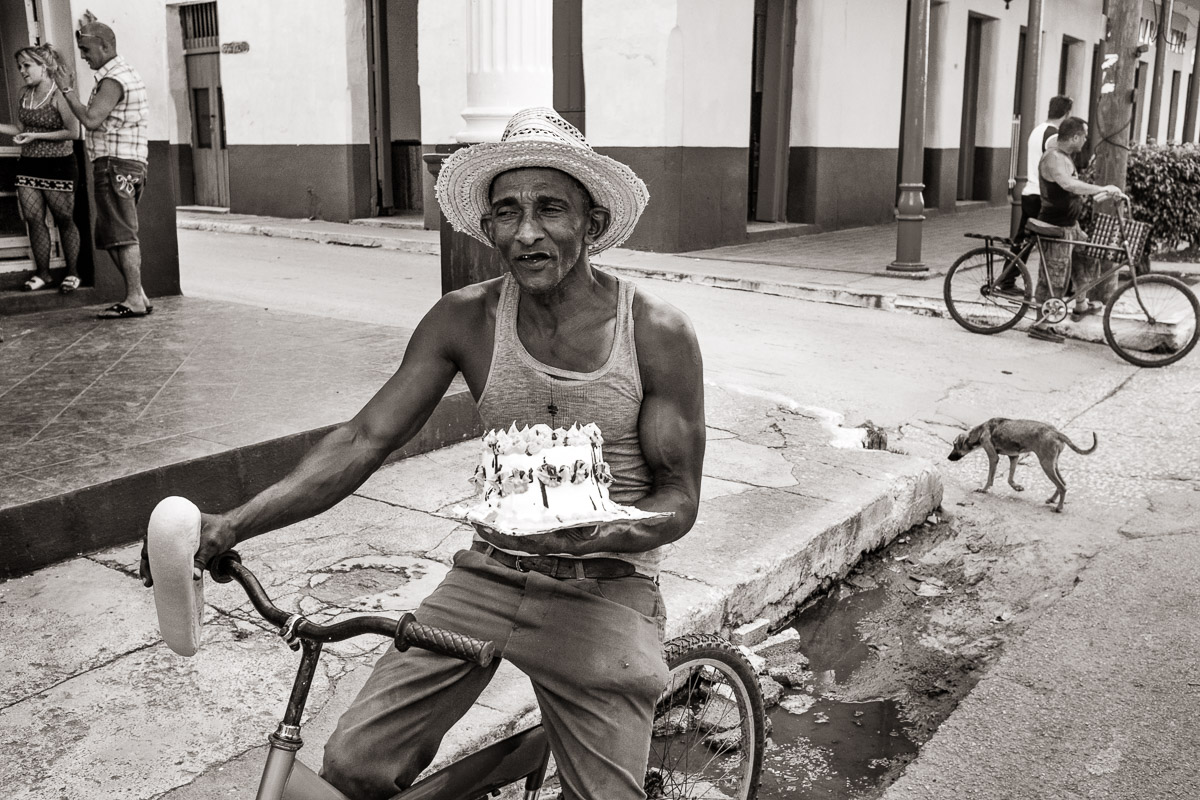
[947,418,1098,512]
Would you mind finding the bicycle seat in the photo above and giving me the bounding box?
[148,496,205,656]
[1025,218,1065,238]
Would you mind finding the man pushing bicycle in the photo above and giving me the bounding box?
[141,107,705,800]
[1028,116,1126,343]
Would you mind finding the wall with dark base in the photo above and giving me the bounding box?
[598,147,749,253]
[971,147,1011,203]
[788,147,899,230]
[170,143,195,208]
[227,143,373,222]
[90,139,181,305]
[923,148,959,212]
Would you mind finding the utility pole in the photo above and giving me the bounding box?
[1146,0,1174,143]
[1093,0,1142,197]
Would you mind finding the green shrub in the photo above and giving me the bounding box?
[1125,143,1200,253]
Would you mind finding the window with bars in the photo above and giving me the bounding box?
[1137,20,1188,54]
[1168,28,1187,54]
[181,2,219,52]
[1139,17,1157,46]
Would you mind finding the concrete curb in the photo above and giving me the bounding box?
[0,390,482,580]
[177,217,440,255]
[595,260,950,319]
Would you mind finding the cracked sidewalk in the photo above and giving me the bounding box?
[0,383,941,799]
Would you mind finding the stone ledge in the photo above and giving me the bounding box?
[0,390,482,580]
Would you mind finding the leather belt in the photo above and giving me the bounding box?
[471,541,636,579]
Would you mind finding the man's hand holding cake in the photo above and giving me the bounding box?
[455,422,675,556]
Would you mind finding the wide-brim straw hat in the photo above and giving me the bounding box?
[435,107,649,254]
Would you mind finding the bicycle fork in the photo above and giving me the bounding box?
[256,640,348,800]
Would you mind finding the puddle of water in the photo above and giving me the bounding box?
[762,698,914,798]
[759,585,918,798]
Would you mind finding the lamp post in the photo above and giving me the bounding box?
[889,0,931,273]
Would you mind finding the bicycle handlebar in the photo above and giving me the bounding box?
[211,551,495,668]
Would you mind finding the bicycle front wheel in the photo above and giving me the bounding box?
[943,246,1031,334]
[645,634,765,800]
[1103,274,1200,367]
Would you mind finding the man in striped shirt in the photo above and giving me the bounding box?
[60,20,152,319]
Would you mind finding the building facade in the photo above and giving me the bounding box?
[5,0,1197,271]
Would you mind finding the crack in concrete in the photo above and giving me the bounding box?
[659,569,716,586]
[86,553,142,581]
[0,640,160,712]
[349,491,428,514]
[1063,373,1138,428]
[709,476,796,491]
[802,457,888,482]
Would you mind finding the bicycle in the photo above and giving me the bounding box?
[166,549,766,800]
[943,197,1200,367]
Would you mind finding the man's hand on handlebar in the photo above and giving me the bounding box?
[139,512,238,587]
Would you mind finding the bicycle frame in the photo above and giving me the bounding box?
[207,553,553,800]
[1027,237,1143,324]
[1025,202,1151,323]
[262,639,552,800]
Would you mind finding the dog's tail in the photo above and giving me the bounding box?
[1062,431,1098,455]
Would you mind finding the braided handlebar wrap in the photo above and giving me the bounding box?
[397,614,495,668]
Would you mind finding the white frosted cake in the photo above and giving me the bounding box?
[465,422,623,532]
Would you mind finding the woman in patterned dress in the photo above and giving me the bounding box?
[0,44,81,293]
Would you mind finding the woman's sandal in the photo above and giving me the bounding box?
[60,275,80,294]
[23,275,49,291]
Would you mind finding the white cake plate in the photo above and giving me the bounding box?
[447,502,673,537]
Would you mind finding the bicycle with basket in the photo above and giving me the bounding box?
[942,196,1200,367]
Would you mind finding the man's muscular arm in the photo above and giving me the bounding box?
[479,293,705,556]
[1042,151,1121,198]
[61,78,121,130]
[141,293,472,583]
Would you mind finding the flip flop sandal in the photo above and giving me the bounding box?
[1070,302,1103,322]
[96,303,149,319]
[59,275,80,294]
[1027,327,1065,343]
[23,276,48,291]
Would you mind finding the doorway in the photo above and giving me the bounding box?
[181,2,229,208]
[0,0,72,287]
[553,0,585,134]
[957,15,983,201]
[747,0,796,223]
[1133,61,1148,143]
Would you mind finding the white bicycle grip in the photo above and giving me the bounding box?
[147,496,205,656]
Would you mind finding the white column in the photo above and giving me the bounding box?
[456,0,554,143]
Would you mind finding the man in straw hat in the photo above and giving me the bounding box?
[142,107,705,799]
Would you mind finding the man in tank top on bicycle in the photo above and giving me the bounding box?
[1028,116,1125,343]
[141,107,705,800]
